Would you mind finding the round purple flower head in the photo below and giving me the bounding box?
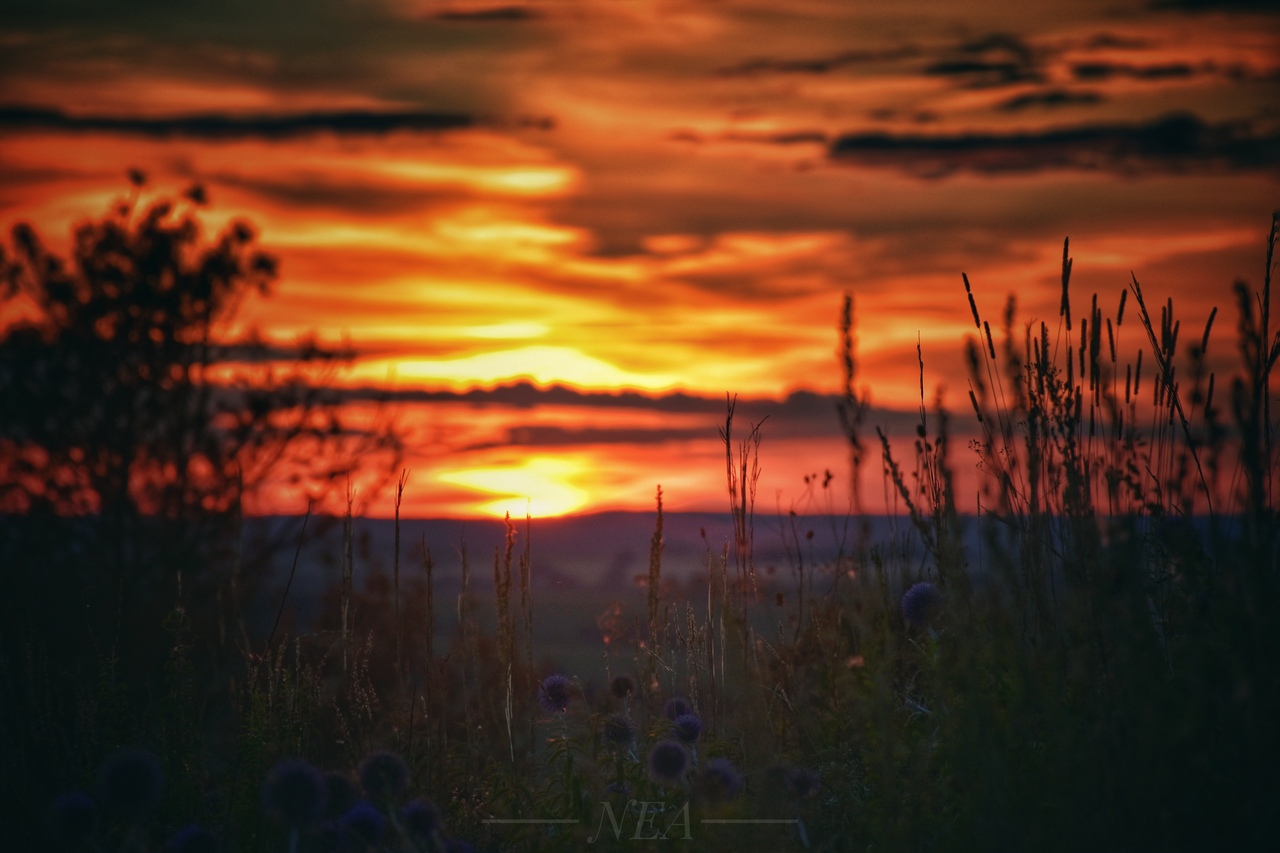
[609,674,635,699]
[697,758,744,803]
[49,791,97,843]
[787,768,821,800]
[603,713,637,745]
[323,771,359,820]
[339,801,386,845]
[901,581,943,627]
[663,696,693,721]
[401,798,444,844]
[262,758,326,829]
[648,740,689,785]
[538,674,573,714]
[672,713,702,744]
[98,748,164,817]
[165,824,218,853]
[358,751,410,805]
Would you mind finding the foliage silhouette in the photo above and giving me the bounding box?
[0,174,399,679]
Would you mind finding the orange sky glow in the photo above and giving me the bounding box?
[1,0,1276,518]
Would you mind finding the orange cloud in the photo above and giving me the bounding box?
[3,0,1274,516]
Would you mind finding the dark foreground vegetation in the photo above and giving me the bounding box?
[1,185,1277,851]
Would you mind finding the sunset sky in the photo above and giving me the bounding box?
[1,0,1276,518]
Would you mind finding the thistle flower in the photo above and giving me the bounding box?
[697,758,744,803]
[49,791,96,843]
[603,713,637,745]
[338,801,386,846]
[358,751,409,805]
[609,674,635,699]
[662,696,693,720]
[165,824,218,853]
[787,768,821,800]
[262,758,326,829]
[98,748,164,817]
[323,771,359,820]
[538,674,573,714]
[901,581,943,627]
[672,713,702,744]
[648,740,689,785]
[401,798,444,844]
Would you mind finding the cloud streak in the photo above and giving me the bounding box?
[829,114,1280,177]
[2,0,1276,517]
[333,382,922,436]
[997,89,1105,112]
[0,106,475,139]
[923,33,1043,89]
[433,5,539,21]
[716,46,921,76]
[1151,0,1279,11]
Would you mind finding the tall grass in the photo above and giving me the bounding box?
[6,220,1278,851]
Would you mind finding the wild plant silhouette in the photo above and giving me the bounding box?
[3,193,1277,852]
[0,176,401,840]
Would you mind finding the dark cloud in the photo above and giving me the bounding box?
[829,113,1280,178]
[210,339,355,364]
[0,106,474,140]
[1151,0,1280,11]
[868,108,939,124]
[722,130,829,146]
[337,381,726,413]
[924,33,1043,88]
[331,381,924,440]
[1071,62,1196,81]
[1082,33,1151,50]
[719,35,1047,89]
[924,59,1040,87]
[459,425,712,452]
[434,6,539,21]
[716,46,921,76]
[998,89,1104,112]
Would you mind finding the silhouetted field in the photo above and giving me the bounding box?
[4,218,1278,852]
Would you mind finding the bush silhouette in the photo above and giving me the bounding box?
[0,174,397,681]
